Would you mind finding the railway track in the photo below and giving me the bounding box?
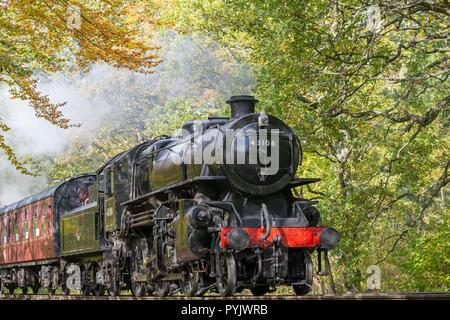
[0,292,449,300]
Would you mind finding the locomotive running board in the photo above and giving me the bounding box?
[289,178,321,187]
[121,176,227,206]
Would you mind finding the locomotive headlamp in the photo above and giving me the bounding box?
[227,228,250,251]
[319,227,340,250]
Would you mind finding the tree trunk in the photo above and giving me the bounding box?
[327,263,336,294]
[313,275,324,294]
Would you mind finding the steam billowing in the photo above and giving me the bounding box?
[0,74,112,206]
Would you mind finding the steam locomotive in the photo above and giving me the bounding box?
[0,95,339,296]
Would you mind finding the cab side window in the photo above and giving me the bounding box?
[118,161,128,182]
[105,168,113,195]
[98,173,105,193]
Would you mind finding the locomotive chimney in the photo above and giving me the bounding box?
[226,95,258,119]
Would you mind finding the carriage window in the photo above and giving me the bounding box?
[32,206,40,237]
[22,209,29,240]
[42,202,50,234]
[8,215,12,242]
[48,205,52,233]
[13,212,19,242]
[1,217,5,244]
[42,206,47,235]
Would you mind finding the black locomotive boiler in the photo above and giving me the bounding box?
[0,95,339,297]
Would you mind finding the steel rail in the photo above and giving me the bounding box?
[0,292,449,300]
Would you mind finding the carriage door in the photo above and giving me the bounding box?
[104,166,115,235]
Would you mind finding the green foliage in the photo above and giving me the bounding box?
[1,0,448,293]
[161,0,449,292]
[395,214,450,291]
[0,0,160,174]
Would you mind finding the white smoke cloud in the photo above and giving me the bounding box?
[0,31,255,207]
[0,76,111,206]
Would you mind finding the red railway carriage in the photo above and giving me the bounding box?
[0,174,97,294]
[0,174,96,266]
[0,188,57,265]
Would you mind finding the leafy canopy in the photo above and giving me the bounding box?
[0,0,160,174]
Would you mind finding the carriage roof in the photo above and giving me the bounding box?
[0,185,58,216]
